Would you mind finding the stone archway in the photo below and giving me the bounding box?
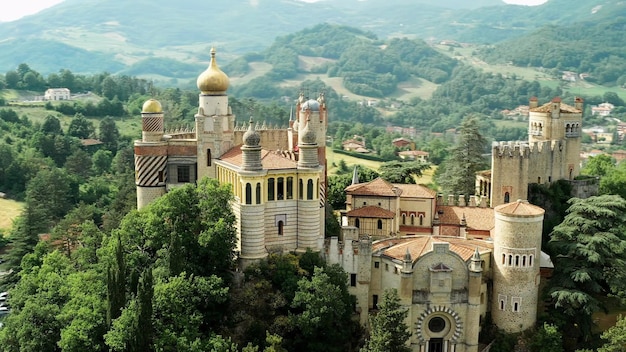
[415,306,462,352]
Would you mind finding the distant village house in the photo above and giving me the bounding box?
[44,88,70,101]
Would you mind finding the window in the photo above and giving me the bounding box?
[268,178,275,201]
[355,218,360,228]
[286,177,293,199]
[428,317,446,333]
[499,294,507,311]
[529,255,533,267]
[277,177,284,200]
[307,179,314,200]
[207,149,211,166]
[158,170,164,182]
[504,192,510,203]
[245,183,252,204]
[500,300,505,310]
[502,253,506,265]
[177,165,190,183]
[515,255,520,267]
[513,302,519,312]
[278,220,284,236]
[402,214,406,225]
[299,179,303,199]
[350,273,357,287]
[522,255,526,267]
[508,255,512,266]
[512,297,521,312]
[373,295,379,309]
[385,263,389,271]
[374,261,380,269]
[377,219,383,230]
[419,215,424,226]
[411,214,415,225]
[256,183,261,204]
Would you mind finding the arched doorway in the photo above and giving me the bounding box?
[416,307,462,352]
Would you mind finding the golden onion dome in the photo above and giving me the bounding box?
[142,99,162,113]
[197,47,230,95]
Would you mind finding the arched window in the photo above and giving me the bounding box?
[504,192,510,203]
[278,220,284,236]
[287,177,293,199]
[508,255,512,266]
[268,178,275,201]
[502,253,506,265]
[245,183,252,204]
[419,215,424,226]
[529,255,533,267]
[522,255,526,267]
[307,179,314,200]
[277,177,284,200]
[377,219,383,230]
[410,214,415,225]
[256,183,261,204]
[500,300,505,310]
[299,179,303,199]
[355,218,360,228]
[402,214,406,225]
[515,255,520,267]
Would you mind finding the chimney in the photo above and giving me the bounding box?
[437,194,444,206]
[469,195,477,207]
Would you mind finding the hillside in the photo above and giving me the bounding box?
[0,0,624,80]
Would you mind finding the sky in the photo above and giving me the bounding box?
[0,0,549,22]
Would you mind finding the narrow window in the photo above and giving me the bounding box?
[373,295,379,310]
[419,215,424,226]
[514,302,519,312]
[245,183,252,204]
[278,220,284,236]
[286,177,293,199]
[177,165,190,183]
[529,255,533,267]
[207,149,211,166]
[500,300,505,310]
[502,253,506,265]
[377,219,383,230]
[411,214,415,225]
[508,255,512,266]
[256,183,261,204]
[158,170,164,182]
[515,255,520,267]
[277,177,284,200]
[504,192,510,203]
[350,273,357,287]
[307,179,314,200]
[402,214,406,225]
[522,255,526,267]
[385,263,389,271]
[538,177,541,184]
[268,178,275,201]
[355,218,360,228]
[299,179,303,199]
[374,261,380,269]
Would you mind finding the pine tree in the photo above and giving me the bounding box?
[361,289,410,352]
[436,115,488,198]
[107,234,126,327]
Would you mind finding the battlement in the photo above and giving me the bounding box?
[492,140,566,158]
[234,120,288,131]
[436,194,488,208]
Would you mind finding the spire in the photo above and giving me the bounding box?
[469,247,482,273]
[404,247,412,262]
[351,165,359,185]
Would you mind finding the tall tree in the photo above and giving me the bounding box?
[435,115,488,198]
[379,161,430,184]
[361,288,410,352]
[68,113,96,139]
[99,117,120,153]
[548,195,626,339]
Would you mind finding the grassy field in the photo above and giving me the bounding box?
[326,148,436,185]
[0,198,24,232]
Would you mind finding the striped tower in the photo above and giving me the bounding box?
[297,118,322,251]
[239,118,268,267]
[135,99,167,209]
[492,200,544,333]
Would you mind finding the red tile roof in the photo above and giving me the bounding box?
[495,200,544,216]
[346,205,395,219]
[345,177,401,197]
[436,206,494,231]
[373,236,493,263]
[219,145,298,169]
[393,183,436,198]
[530,102,580,113]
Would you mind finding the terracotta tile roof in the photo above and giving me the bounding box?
[218,145,298,170]
[373,236,493,263]
[495,200,544,216]
[530,102,580,113]
[346,205,395,219]
[436,206,494,231]
[393,184,436,198]
[345,177,402,197]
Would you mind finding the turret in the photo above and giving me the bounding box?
[135,99,167,209]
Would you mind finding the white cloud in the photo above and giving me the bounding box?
[0,0,65,22]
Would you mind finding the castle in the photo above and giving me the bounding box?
[134,48,326,267]
[134,51,581,351]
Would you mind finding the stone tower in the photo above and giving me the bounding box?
[135,99,167,209]
[195,48,236,180]
[492,200,544,332]
[296,118,323,251]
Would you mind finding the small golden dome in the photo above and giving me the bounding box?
[142,99,162,113]
[197,47,230,95]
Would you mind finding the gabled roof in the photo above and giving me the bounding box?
[345,177,402,197]
[436,206,494,231]
[219,145,298,170]
[393,184,436,198]
[373,236,493,264]
[346,205,395,219]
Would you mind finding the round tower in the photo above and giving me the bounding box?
[135,99,167,209]
[492,200,544,333]
[238,118,267,267]
[297,117,322,252]
[195,48,236,180]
